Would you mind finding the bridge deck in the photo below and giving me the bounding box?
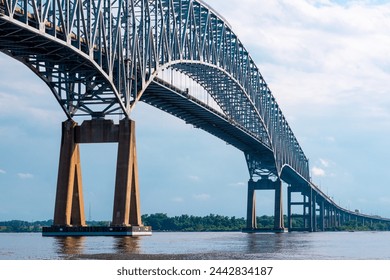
[142,79,276,171]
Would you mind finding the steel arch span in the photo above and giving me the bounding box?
[0,0,308,180]
[2,0,388,232]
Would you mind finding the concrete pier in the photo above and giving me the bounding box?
[53,121,86,227]
[44,118,151,236]
[243,177,285,233]
[112,119,142,226]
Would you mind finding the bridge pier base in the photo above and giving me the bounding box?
[243,177,285,233]
[287,185,315,232]
[43,119,151,236]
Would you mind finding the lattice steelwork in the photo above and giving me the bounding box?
[0,0,309,180]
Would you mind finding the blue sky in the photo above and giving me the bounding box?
[1,0,390,221]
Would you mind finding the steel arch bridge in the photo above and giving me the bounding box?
[1,0,389,233]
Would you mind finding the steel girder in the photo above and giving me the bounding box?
[0,0,309,180]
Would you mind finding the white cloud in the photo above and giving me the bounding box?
[171,197,184,203]
[379,197,390,204]
[188,175,201,182]
[0,169,6,174]
[17,173,34,179]
[193,193,211,201]
[0,54,64,126]
[319,158,329,168]
[210,0,390,117]
[311,166,326,177]
[0,91,62,126]
[229,182,246,188]
[325,136,336,143]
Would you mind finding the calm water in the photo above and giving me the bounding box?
[1,231,390,260]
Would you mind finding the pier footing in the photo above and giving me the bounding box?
[42,225,152,236]
[242,228,287,233]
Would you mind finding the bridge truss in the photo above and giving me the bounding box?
[1,0,389,232]
[0,0,308,179]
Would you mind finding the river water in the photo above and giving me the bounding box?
[1,231,389,260]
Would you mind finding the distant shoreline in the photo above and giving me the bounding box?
[2,212,390,232]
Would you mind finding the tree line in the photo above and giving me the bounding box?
[1,213,390,232]
[0,214,271,232]
[141,213,247,231]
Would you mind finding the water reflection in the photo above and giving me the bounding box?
[113,236,141,254]
[244,232,314,259]
[54,236,86,256]
[53,235,142,257]
[245,233,285,255]
[2,231,390,259]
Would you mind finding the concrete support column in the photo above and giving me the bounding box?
[303,195,307,229]
[309,191,314,231]
[287,186,292,231]
[52,118,146,232]
[274,179,284,230]
[329,208,333,228]
[319,200,325,231]
[312,193,317,232]
[246,180,256,229]
[331,208,336,228]
[336,211,340,227]
[53,120,86,226]
[112,119,142,226]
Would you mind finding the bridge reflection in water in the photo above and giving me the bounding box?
[54,236,141,257]
[0,0,389,234]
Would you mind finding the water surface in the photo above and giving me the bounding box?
[1,231,389,260]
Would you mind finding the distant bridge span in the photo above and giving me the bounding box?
[1,0,389,233]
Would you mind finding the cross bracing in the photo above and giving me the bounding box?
[0,0,308,180]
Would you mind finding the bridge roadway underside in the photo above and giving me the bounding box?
[2,1,390,235]
[141,80,276,170]
[141,81,338,232]
[139,79,390,232]
[141,81,307,232]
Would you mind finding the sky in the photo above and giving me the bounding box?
[1,0,390,222]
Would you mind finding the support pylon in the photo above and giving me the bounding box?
[53,120,86,226]
[243,177,285,233]
[112,119,142,226]
[49,118,149,236]
[246,180,256,229]
[274,179,284,230]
